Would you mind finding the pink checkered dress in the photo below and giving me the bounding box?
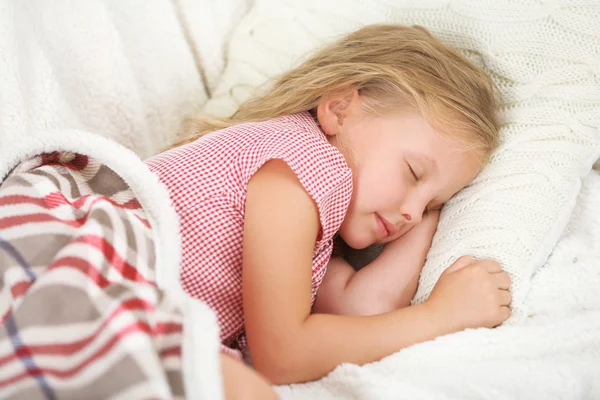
[146,112,353,357]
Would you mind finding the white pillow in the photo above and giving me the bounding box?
[175,0,253,92]
[203,0,600,321]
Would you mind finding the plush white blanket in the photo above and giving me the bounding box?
[0,0,210,159]
[3,1,598,399]
[0,2,226,398]
[278,167,600,399]
[0,127,225,400]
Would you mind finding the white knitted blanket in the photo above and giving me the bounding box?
[277,167,600,399]
[199,0,600,398]
[0,2,229,398]
[204,0,600,323]
[3,1,598,398]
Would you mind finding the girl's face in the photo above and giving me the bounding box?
[317,92,484,249]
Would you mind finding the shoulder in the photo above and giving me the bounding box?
[240,112,353,197]
[242,113,353,240]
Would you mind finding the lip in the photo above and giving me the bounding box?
[375,213,398,238]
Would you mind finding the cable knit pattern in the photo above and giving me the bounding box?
[203,0,600,320]
[277,168,600,400]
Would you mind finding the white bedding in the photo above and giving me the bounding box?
[0,0,211,159]
[202,0,600,324]
[2,1,599,399]
[203,1,600,397]
[277,167,600,399]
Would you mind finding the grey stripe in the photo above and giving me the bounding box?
[87,165,129,197]
[0,175,33,190]
[56,167,82,198]
[28,166,83,200]
[88,206,156,284]
[28,169,63,192]
[166,369,185,398]
[87,206,156,276]
[2,285,101,329]
[2,385,45,400]
[121,214,156,273]
[9,354,149,399]
[0,234,74,272]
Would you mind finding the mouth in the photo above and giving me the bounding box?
[375,213,398,239]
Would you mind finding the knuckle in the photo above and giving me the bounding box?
[483,275,495,288]
[472,264,486,277]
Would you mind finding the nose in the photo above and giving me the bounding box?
[401,211,422,225]
[400,195,426,225]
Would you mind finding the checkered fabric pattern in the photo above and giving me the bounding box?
[0,153,185,399]
[146,112,353,357]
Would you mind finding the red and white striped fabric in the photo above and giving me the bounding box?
[146,112,353,357]
[0,153,185,399]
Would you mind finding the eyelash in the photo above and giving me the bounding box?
[407,163,419,182]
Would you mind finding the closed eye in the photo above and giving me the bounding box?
[407,163,419,182]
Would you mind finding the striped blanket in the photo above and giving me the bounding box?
[0,152,185,399]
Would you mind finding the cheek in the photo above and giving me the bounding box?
[350,177,382,213]
[354,163,404,204]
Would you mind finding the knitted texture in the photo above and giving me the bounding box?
[203,0,600,320]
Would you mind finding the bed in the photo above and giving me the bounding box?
[1,0,599,399]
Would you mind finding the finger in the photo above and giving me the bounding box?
[444,256,475,274]
[493,306,511,327]
[500,305,511,321]
[494,272,511,290]
[498,289,512,306]
[482,260,502,274]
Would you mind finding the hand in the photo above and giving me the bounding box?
[424,256,512,330]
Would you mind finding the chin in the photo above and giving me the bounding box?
[338,230,372,250]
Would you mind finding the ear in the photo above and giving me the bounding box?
[316,89,359,136]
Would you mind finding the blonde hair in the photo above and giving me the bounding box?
[173,24,498,155]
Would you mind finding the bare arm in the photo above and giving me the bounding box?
[221,354,278,400]
[243,161,456,384]
[313,211,439,316]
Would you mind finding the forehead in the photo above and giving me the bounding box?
[385,112,475,154]
[355,110,485,175]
